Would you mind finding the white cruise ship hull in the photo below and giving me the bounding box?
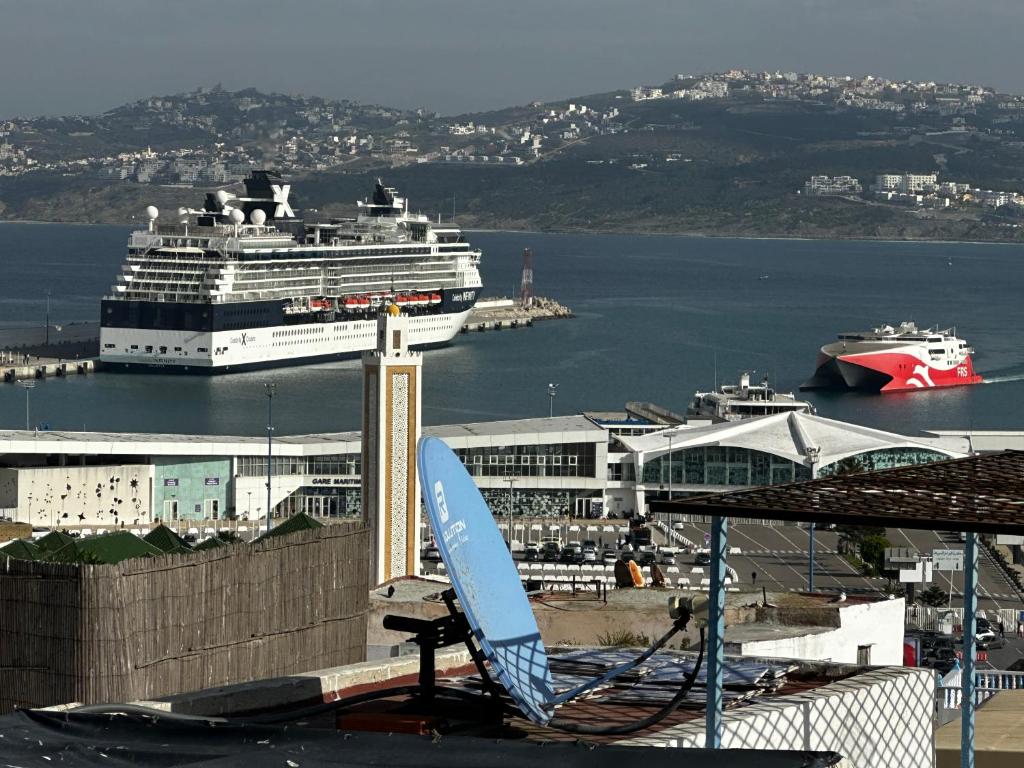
[100,309,472,373]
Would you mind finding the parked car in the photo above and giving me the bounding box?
[581,546,598,563]
[602,550,619,565]
[524,545,540,562]
[582,539,598,550]
[672,522,686,531]
[541,542,561,562]
[422,546,441,562]
[694,551,712,566]
[560,545,583,564]
[659,551,677,566]
[636,550,657,567]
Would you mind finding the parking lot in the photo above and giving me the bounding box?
[421,517,1024,613]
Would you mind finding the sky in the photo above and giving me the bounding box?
[1,0,1022,119]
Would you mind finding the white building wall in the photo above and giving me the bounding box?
[1,464,155,527]
[734,598,906,666]
[623,667,935,768]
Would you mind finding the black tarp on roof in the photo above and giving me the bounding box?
[0,710,841,767]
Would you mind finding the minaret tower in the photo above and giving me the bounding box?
[361,305,423,585]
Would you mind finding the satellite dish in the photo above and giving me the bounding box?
[229,208,245,225]
[145,206,159,221]
[215,190,230,205]
[418,437,556,724]
[417,437,703,732]
[250,209,267,226]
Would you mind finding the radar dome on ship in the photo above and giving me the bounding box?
[145,206,159,220]
[250,209,267,226]
[229,208,245,224]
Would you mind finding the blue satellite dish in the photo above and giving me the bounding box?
[417,437,556,724]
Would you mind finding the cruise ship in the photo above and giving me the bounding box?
[801,321,983,393]
[100,172,482,372]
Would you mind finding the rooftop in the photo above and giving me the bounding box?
[656,450,1024,535]
[622,411,968,466]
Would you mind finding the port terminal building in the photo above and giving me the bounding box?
[0,410,974,530]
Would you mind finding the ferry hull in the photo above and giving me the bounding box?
[803,350,982,393]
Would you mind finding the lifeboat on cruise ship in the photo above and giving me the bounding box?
[395,294,410,307]
[357,296,371,310]
[430,293,442,305]
[342,297,360,311]
[413,293,429,307]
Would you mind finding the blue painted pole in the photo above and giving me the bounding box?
[961,532,977,768]
[706,514,728,749]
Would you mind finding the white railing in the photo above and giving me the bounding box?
[906,605,1020,630]
[936,669,1024,712]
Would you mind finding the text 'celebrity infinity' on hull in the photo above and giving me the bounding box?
[99,172,482,373]
[800,321,983,393]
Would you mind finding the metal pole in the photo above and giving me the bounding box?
[508,476,515,546]
[706,514,728,749]
[19,381,34,431]
[667,436,673,501]
[45,289,50,347]
[808,523,815,592]
[961,532,978,768]
[265,383,276,535]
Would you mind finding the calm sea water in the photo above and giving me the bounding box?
[1,222,1023,436]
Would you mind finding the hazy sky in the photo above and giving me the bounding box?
[1,0,1021,119]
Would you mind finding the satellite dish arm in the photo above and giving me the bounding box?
[549,610,694,706]
[548,626,705,736]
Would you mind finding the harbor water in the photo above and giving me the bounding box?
[1,222,1023,436]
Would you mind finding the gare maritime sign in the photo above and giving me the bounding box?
[311,477,354,486]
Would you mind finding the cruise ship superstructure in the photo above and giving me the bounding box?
[100,173,482,372]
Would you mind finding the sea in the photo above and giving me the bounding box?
[1,222,1023,437]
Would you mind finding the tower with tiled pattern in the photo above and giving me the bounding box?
[361,306,422,585]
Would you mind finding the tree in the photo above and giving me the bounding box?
[859,534,890,577]
[919,584,949,607]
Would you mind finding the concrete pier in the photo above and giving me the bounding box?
[2,356,96,383]
[461,296,573,333]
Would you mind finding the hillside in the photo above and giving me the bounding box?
[4,71,1024,241]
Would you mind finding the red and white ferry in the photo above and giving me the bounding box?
[801,321,983,393]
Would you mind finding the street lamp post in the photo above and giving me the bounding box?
[668,434,674,501]
[264,383,276,536]
[18,380,35,430]
[247,491,252,518]
[547,382,558,418]
[505,473,516,547]
[44,289,51,347]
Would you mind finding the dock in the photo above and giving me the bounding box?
[2,355,96,384]
[462,296,573,333]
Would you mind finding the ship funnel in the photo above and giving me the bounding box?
[740,372,750,399]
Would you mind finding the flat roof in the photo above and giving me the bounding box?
[653,451,1024,535]
[0,416,603,458]
[424,415,603,441]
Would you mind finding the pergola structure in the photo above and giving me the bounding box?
[651,450,1024,768]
